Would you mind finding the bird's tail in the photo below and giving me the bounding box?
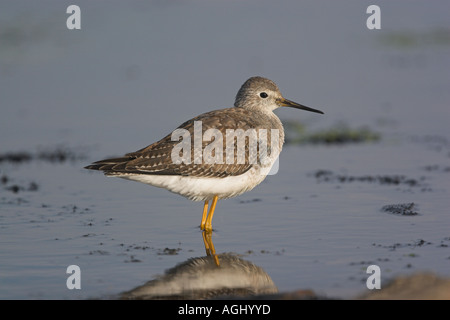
[84,157,132,174]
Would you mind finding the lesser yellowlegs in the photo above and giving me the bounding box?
[85,76,323,232]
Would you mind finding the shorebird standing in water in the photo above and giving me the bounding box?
[85,76,323,232]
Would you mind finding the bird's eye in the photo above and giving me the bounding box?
[259,92,268,98]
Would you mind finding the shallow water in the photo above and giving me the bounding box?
[1,1,449,299]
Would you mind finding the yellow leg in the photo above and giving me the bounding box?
[204,195,218,232]
[200,200,209,230]
[202,230,211,254]
[202,230,220,267]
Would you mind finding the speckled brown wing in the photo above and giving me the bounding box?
[85,108,266,177]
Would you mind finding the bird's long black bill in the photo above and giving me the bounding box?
[278,98,324,114]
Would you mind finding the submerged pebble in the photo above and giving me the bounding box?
[0,147,87,164]
[381,202,420,216]
[313,170,426,190]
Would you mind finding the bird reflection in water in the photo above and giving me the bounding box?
[121,232,277,299]
[202,230,220,267]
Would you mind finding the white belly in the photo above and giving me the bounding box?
[114,163,275,202]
